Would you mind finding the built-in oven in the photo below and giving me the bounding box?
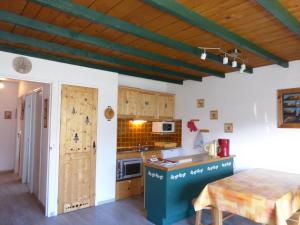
[116,158,143,181]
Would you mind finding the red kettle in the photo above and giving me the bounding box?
[218,139,230,157]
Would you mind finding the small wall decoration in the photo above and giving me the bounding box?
[277,88,300,128]
[13,56,32,74]
[4,111,12,120]
[197,99,205,108]
[43,98,49,128]
[104,106,115,121]
[224,123,233,133]
[210,110,218,120]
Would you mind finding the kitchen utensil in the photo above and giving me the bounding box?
[218,139,230,157]
[204,140,219,157]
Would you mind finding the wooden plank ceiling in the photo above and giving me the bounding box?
[0,0,299,84]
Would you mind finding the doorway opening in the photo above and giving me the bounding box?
[0,78,50,214]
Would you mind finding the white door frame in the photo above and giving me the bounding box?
[0,74,54,217]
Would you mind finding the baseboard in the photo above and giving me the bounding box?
[37,200,45,213]
[29,193,45,214]
[0,170,14,174]
[96,198,115,206]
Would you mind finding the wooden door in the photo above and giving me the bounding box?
[58,85,97,214]
[138,91,157,119]
[157,94,175,119]
[118,87,139,116]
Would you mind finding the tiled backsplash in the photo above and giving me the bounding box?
[117,119,182,148]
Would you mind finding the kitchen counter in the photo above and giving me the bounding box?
[144,153,234,225]
[144,153,235,171]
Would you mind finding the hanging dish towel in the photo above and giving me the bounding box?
[194,130,204,149]
[187,120,198,132]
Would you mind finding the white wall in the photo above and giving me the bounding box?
[0,81,18,171]
[118,74,172,92]
[167,60,300,174]
[0,51,118,217]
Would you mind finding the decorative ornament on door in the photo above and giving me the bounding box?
[85,116,90,125]
[72,107,76,115]
[73,133,79,143]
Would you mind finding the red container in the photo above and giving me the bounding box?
[218,139,230,157]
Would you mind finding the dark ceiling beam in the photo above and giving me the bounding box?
[144,0,289,68]
[32,0,253,73]
[257,0,300,38]
[0,11,224,78]
[0,31,202,81]
[0,45,183,84]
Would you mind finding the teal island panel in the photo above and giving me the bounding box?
[145,158,234,225]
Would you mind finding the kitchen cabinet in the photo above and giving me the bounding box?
[116,177,142,200]
[118,86,175,119]
[118,87,139,117]
[157,94,175,119]
[138,91,157,119]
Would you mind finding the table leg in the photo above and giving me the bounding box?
[195,210,202,225]
[212,207,223,225]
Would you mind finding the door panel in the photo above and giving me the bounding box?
[59,85,97,214]
[118,87,139,116]
[157,94,175,119]
[138,92,157,118]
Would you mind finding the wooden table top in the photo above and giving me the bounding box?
[194,168,300,225]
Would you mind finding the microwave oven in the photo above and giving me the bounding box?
[116,158,143,181]
[152,121,175,133]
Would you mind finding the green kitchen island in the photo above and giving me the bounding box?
[144,154,234,225]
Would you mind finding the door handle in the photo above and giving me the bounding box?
[93,141,96,154]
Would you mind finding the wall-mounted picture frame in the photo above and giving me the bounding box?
[43,98,49,128]
[224,123,233,133]
[197,99,205,108]
[278,88,300,128]
[210,110,218,120]
[4,111,12,120]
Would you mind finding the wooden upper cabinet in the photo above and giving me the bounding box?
[118,87,139,117]
[157,94,175,119]
[138,91,157,119]
[118,86,175,119]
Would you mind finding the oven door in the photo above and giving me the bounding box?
[122,158,143,180]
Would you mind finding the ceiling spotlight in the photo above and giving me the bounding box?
[232,59,237,68]
[0,81,4,89]
[223,54,228,64]
[200,50,207,60]
[240,63,246,73]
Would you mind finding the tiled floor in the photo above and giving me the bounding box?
[0,172,258,225]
